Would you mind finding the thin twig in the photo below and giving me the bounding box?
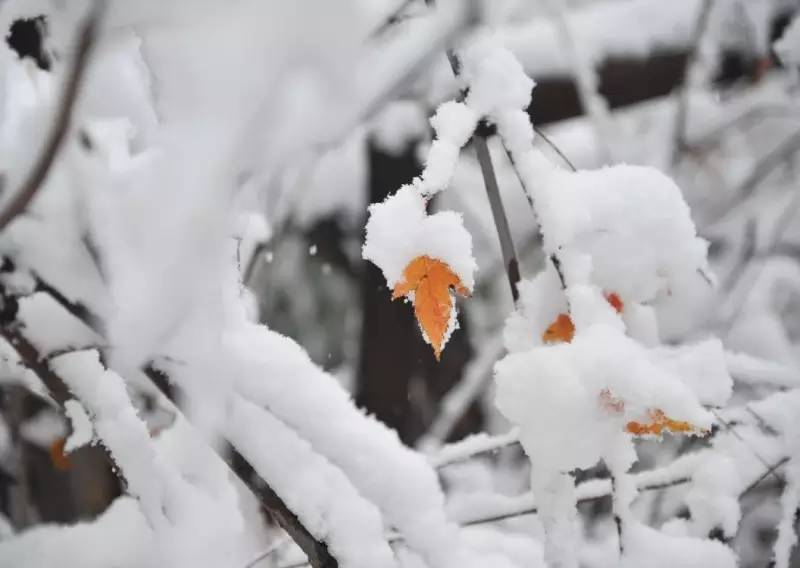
[446,51,520,301]
[369,0,423,39]
[473,135,521,302]
[459,476,692,528]
[611,474,624,557]
[719,218,757,295]
[740,456,789,498]
[277,453,788,568]
[711,408,782,485]
[431,427,519,468]
[0,0,106,232]
[736,129,800,199]
[418,335,506,450]
[533,126,577,172]
[543,0,613,163]
[685,105,800,156]
[671,0,715,166]
[720,189,800,329]
[243,537,291,568]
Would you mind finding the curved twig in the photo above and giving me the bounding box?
[533,125,577,172]
[0,0,106,232]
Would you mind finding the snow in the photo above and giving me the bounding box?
[63,399,92,453]
[461,37,535,117]
[16,293,102,355]
[775,13,800,67]
[0,497,154,568]
[533,164,710,304]
[53,350,175,531]
[619,522,737,568]
[363,185,476,291]
[496,324,716,473]
[226,322,518,568]
[227,397,397,568]
[52,350,251,568]
[431,428,520,468]
[362,99,484,298]
[19,410,65,449]
[370,99,428,155]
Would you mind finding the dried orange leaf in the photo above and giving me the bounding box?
[605,292,624,313]
[392,255,469,360]
[49,437,71,471]
[626,408,696,437]
[542,313,575,344]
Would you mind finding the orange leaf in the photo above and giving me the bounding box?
[392,256,469,360]
[605,292,624,313]
[49,437,71,471]
[626,408,696,437]
[542,313,575,344]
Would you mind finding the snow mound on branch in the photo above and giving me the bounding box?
[227,398,397,568]
[362,185,476,291]
[495,325,718,473]
[227,323,516,568]
[535,164,710,304]
[460,35,535,116]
